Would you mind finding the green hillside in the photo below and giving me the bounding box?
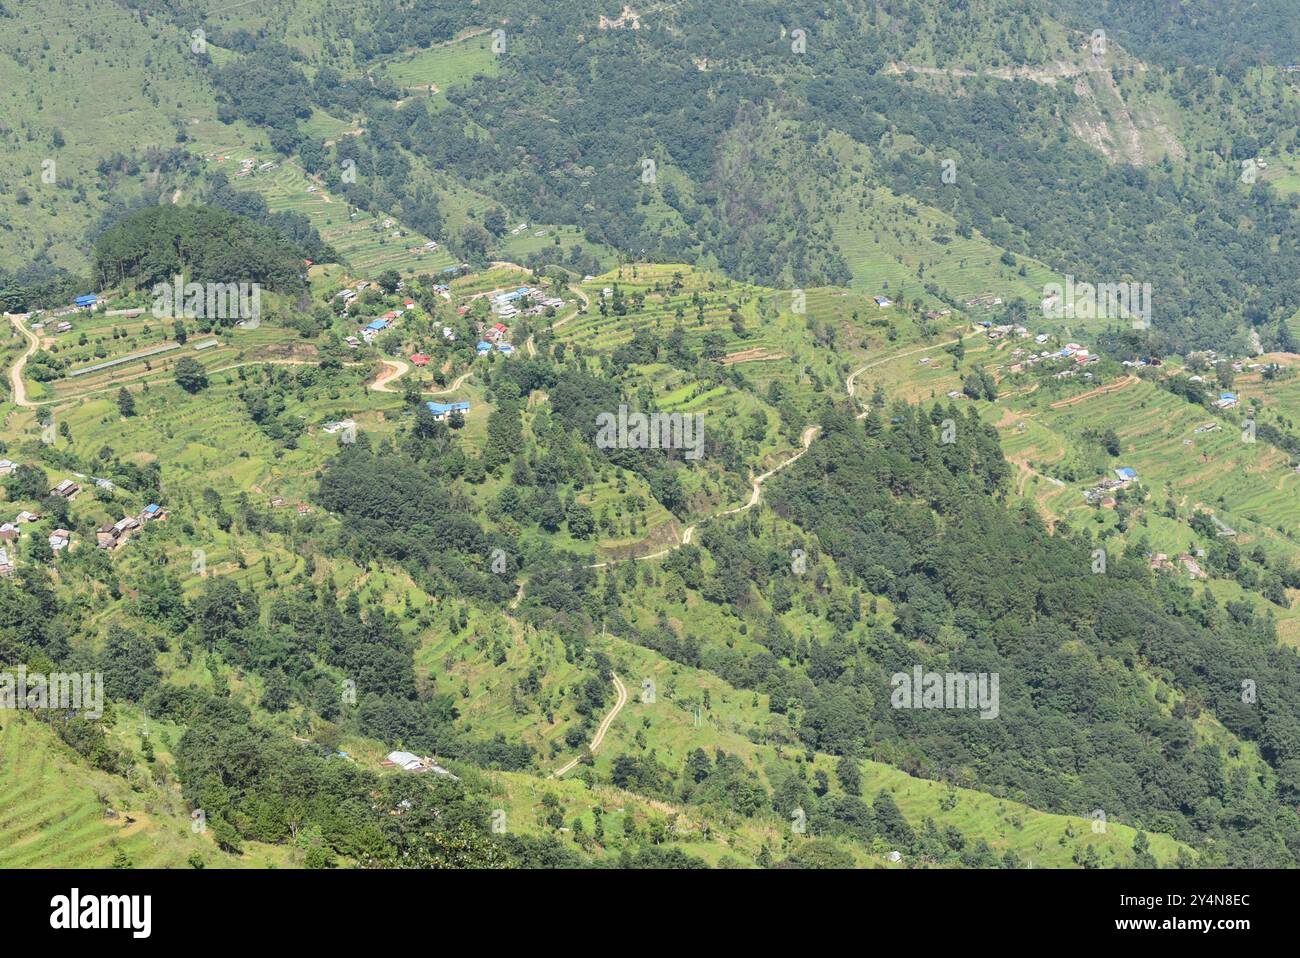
[2,0,1300,878]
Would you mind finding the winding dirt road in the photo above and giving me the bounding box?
[846,336,967,405]
[370,358,474,396]
[587,422,819,569]
[7,314,40,408]
[554,672,628,777]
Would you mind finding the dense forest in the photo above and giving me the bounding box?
[92,204,320,293]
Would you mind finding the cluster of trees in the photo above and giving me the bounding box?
[93,205,311,294]
[753,401,1300,865]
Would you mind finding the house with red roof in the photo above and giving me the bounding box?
[410,354,430,367]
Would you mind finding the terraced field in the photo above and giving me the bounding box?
[557,266,830,389]
[0,717,207,867]
[188,150,455,277]
[831,184,1064,315]
[994,377,1300,642]
[495,632,1194,868]
[376,32,499,95]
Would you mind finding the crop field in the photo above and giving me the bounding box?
[1021,381,1299,532]
[376,33,499,94]
[451,266,532,299]
[1233,357,1300,423]
[831,184,1063,313]
[989,377,1300,642]
[495,223,609,265]
[558,266,803,360]
[182,148,455,277]
[25,324,311,405]
[0,716,290,868]
[299,108,357,142]
[1259,150,1300,196]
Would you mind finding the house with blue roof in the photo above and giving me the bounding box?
[74,294,97,308]
[497,342,514,355]
[426,401,470,421]
[366,319,390,332]
[476,341,492,354]
[1114,467,1137,481]
[1215,391,1239,409]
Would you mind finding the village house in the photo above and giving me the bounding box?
[1148,552,1174,572]
[1083,475,1133,504]
[0,548,13,577]
[382,750,457,777]
[384,750,428,772]
[426,401,470,422]
[0,459,15,476]
[97,516,140,549]
[0,523,17,543]
[48,529,71,552]
[49,478,80,499]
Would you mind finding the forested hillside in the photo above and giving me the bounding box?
[2,0,1299,875]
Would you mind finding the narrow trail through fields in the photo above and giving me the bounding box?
[554,672,628,777]
[846,336,966,404]
[1048,374,1139,408]
[583,332,965,571]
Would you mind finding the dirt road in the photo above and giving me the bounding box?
[554,672,628,777]
[6,314,40,408]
